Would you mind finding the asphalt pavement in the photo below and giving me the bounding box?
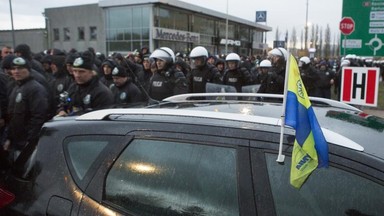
[363,109,384,118]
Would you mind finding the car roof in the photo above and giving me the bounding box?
[78,107,363,151]
[162,93,384,157]
[73,93,383,159]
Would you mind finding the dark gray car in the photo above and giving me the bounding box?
[1,93,384,215]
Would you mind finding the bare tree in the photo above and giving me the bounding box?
[324,24,331,59]
[300,30,304,50]
[310,25,315,48]
[275,27,280,41]
[335,32,340,58]
[318,26,323,58]
[290,27,298,55]
[315,25,319,52]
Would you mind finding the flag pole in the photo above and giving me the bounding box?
[276,52,291,163]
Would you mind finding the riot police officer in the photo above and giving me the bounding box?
[264,47,287,94]
[222,53,253,92]
[187,46,222,93]
[148,47,187,102]
[316,61,335,99]
[299,56,319,96]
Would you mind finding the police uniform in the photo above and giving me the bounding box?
[7,58,49,150]
[59,51,114,115]
[316,65,335,99]
[100,59,117,89]
[300,64,319,97]
[49,55,72,109]
[110,66,143,106]
[148,68,187,101]
[257,69,285,94]
[187,64,222,93]
[222,66,253,92]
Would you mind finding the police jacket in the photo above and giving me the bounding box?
[7,76,48,149]
[100,74,114,89]
[317,69,335,89]
[300,64,320,96]
[64,76,114,115]
[148,67,187,101]
[0,72,8,120]
[187,63,222,93]
[110,80,143,106]
[257,69,285,94]
[7,69,55,119]
[222,66,253,92]
[137,69,153,93]
[49,69,72,109]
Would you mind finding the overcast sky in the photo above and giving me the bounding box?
[0,0,343,46]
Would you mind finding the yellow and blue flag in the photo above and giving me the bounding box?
[285,54,328,189]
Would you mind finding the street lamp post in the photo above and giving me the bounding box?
[9,0,16,48]
[225,0,229,55]
[304,0,309,52]
[42,12,50,49]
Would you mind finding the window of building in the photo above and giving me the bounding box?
[90,26,97,40]
[218,21,235,39]
[106,5,151,52]
[155,6,189,31]
[264,153,384,215]
[53,28,60,41]
[78,27,85,40]
[239,25,249,41]
[63,27,70,41]
[104,139,239,215]
[194,15,215,35]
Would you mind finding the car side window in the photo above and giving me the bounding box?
[104,139,239,216]
[264,153,384,215]
[65,137,109,180]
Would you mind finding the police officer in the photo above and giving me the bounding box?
[316,61,335,99]
[0,69,8,148]
[215,58,226,78]
[3,54,55,119]
[187,46,222,93]
[65,51,79,83]
[137,54,153,100]
[100,58,117,89]
[110,66,143,107]
[49,55,72,109]
[299,56,319,96]
[334,59,350,100]
[264,47,287,94]
[57,51,114,116]
[222,53,253,92]
[255,59,272,86]
[6,57,49,169]
[14,44,45,76]
[148,47,187,102]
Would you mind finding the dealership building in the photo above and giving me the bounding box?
[42,0,272,56]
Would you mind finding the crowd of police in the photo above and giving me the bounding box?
[0,43,384,174]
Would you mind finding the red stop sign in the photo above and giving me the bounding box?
[339,17,355,35]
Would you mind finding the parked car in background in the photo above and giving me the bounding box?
[1,93,384,215]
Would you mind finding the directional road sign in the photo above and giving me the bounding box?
[341,0,384,57]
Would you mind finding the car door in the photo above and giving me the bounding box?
[250,140,384,216]
[82,128,256,215]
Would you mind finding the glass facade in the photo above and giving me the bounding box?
[104,3,268,56]
[106,5,151,53]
